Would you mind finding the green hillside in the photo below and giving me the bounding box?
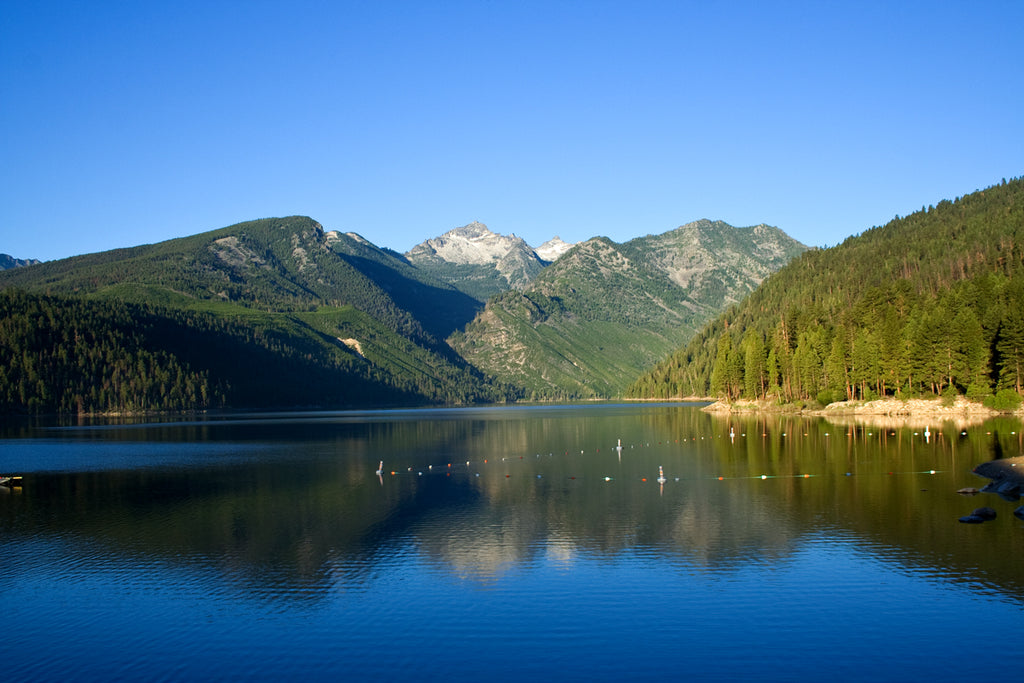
[627,178,1024,407]
[0,217,512,414]
[451,221,806,399]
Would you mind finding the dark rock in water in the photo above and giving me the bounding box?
[971,506,997,520]
[957,487,980,495]
[958,507,998,524]
[981,479,1022,500]
[1014,506,1024,520]
[972,457,1024,501]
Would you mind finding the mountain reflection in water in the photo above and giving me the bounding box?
[2,404,1023,680]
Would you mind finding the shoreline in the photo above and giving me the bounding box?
[702,396,1023,427]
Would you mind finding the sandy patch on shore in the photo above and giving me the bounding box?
[704,396,1017,429]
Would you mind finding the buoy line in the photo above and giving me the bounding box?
[370,449,944,485]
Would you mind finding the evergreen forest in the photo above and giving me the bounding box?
[0,217,513,415]
[627,178,1024,409]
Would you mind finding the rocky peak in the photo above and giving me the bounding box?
[535,236,575,262]
[0,254,41,270]
[406,222,535,266]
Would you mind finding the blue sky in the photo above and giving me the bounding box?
[2,0,1021,262]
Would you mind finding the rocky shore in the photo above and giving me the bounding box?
[703,396,1017,426]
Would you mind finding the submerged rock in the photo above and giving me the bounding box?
[1014,506,1024,521]
[972,506,998,520]
[959,506,998,524]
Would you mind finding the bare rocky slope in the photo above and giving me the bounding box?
[405,222,574,301]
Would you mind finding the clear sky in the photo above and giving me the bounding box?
[2,0,1021,262]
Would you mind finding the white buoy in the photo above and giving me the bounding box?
[376,461,383,475]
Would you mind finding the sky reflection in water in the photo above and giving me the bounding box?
[1,404,1022,681]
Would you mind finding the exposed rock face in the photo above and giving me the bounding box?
[407,222,532,266]
[535,236,574,262]
[405,222,557,301]
[636,220,804,302]
[1,254,42,270]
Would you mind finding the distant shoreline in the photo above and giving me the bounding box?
[701,396,1024,426]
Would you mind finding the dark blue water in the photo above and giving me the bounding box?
[1,404,1022,681]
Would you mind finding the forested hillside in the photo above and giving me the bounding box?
[0,217,513,414]
[627,178,1024,407]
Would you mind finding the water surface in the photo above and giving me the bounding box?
[2,404,1022,681]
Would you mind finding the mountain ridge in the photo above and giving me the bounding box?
[404,221,571,301]
[0,212,808,413]
[0,254,41,270]
[451,220,807,398]
[0,216,514,412]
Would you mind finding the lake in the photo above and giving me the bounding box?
[1,402,1023,681]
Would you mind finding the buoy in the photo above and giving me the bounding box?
[376,461,383,475]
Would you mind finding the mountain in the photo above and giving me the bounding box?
[0,254,40,270]
[535,236,575,261]
[627,178,1024,406]
[0,217,513,413]
[405,222,570,301]
[450,220,807,399]
[323,229,480,340]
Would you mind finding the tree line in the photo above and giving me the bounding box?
[0,289,512,415]
[628,177,1024,408]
